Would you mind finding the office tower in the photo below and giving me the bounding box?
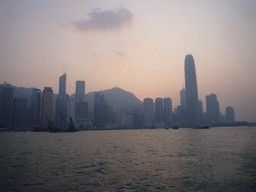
[198,100,203,123]
[225,106,235,122]
[155,97,164,122]
[206,93,220,124]
[177,105,186,127]
[59,73,66,95]
[184,54,199,127]
[180,88,186,108]
[0,83,14,127]
[143,98,154,127]
[67,99,76,122]
[75,100,88,121]
[76,81,85,101]
[42,87,53,127]
[133,107,143,128]
[155,98,164,124]
[163,97,172,127]
[30,88,41,125]
[94,92,105,127]
[13,97,27,129]
[55,73,68,128]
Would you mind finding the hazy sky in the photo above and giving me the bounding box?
[1,0,256,122]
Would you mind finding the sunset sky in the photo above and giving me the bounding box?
[1,0,256,122]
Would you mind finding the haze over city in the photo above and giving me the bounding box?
[1,1,256,122]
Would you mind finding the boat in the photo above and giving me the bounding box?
[194,126,210,129]
[49,109,79,133]
[173,126,179,129]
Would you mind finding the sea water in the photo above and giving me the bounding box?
[0,127,256,191]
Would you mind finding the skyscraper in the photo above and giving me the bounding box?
[94,92,105,127]
[59,73,66,96]
[30,88,41,125]
[225,106,235,122]
[55,73,68,128]
[143,98,154,127]
[42,87,53,127]
[180,88,186,108]
[13,97,27,129]
[206,93,220,124]
[76,81,85,101]
[184,54,199,127]
[155,97,163,123]
[0,83,14,127]
[163,97,172,127]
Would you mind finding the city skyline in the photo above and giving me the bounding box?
[1,1,256,122]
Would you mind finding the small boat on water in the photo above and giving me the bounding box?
[194,126,210,129]
[48,117,79,133]
[173,126,179,129]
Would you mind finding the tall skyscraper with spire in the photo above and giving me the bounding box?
[55,73,68,128]
[184,54,199,127]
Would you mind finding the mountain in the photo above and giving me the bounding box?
[71,87,143,111]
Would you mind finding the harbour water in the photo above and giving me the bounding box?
[0,127,256,191]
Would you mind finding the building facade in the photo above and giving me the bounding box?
[94,92,105,127]
[206,93,220,124]
[30,88,41,125]
[143,98,154,127]
[225,106,235,122]
[76,81,85,101]
[55,73,68,128]
[163,97,172,127]
[42,87,53,127]
[184,54,199,127]
[0,84,14,127]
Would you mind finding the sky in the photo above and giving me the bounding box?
[1,0,256,122]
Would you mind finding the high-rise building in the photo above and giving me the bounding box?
[13,97,27,129]
[180,88,186,108]
[75,100,88,121]
[42,87,53,127]
[206,93,220,124]
[143,98,154,127]
[55,73,68,128]
[59,73,66,96]
[0,83,14,127]
[76,81,85,101]
[184,54,199,127]
[94,92,105,127]
[155,97,164,123]
[163,97,172,127]
[198,100,203,123]
[225,106,235,122]
[30,88,41,125]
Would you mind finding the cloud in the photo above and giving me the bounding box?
[72,8,133,32]
[115,51,127,57]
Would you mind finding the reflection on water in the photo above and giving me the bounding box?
[0,127,256,191]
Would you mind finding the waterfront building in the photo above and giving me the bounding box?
[94,92,105,127]
[42,87,53,127]
[55,73,68,128]
[163,97,173,127]
[206,93,220,124]
[0,83,14,127]
[67,99,76,123]
[225,106,235,122]
[30,88,41,125]
[198,100,203,123]
[184,54,199,127]
[155,97,164,125]
[76,81,85,101]
[13,97,27,129]
[75,100,88,121]
[180,88,186,108]
[143,98,154,127]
